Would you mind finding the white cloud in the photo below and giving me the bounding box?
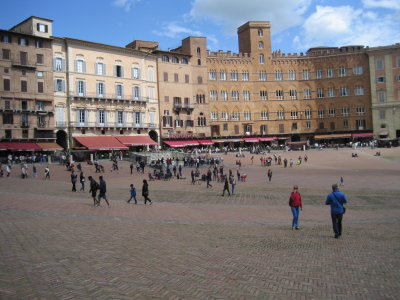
[362,0,400,10]
[153,22,203,39]
[295,5,400,50]
[113,0,139,12]
[189,0,312,35]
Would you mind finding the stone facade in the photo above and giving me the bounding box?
[0,16,54,141]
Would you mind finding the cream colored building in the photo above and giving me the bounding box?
[52,37,159,149]
[367,45,400,140]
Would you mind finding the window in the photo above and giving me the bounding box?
[328,87,335,97]
[2,49,10,59]
[289,89,297,100]
[134,112,142,125]
[261,111,269,120]
[327,68,334,78]
[260,90,268,100]
[244,111,251,120]
[172,57,179,63]
[242,71,249,81]
[132,67,140,79]
[340,87,348,96]
[35,40,43,48]
[4,100,10,110]
[163,72,168,82]
[231,111,240,120]
[76,59,85,73]
[98,110,105,125]
[276,90,283,100]
[21,80,27,92]
[277,110,284,120]
[279,124,284,133]
[275,70,283,81]
[288,70,296,80]
[258,29,263,37]
[174,73,179,82]
[243,90,250,101]
[96,63,105,75]
[302,70,310,80]
[162,55,169,62]
[197,76,202,84]
[356,106,365,116]
[20,52,27,65]
[219,71,226,81]
[376,59,384,70]
[231,91,239,101]
[343,120,349,128]
[305,109,312,119]
[258,41,264,49]
[38,82,44,93]
[209,71,217,80]
[117,111,124,125]
[356,119,366,130]
[36,101,45,111]
[55,79,64,92]
[315,70,323,79]
[37,54,43,64]
[211,112,218,120]
[259,54,265,64]
[148,67,154,81]
[148,87,155,100]
[181,58,188,64]
[379,110,386,120]
[77,80,85,96]
[259,71,267,81]
[317,88,324,98]
[54,57,64,71]
[223,123,228,131]
[260,125,268,134]
[230,71,238,81]
[3,113,13,125]
[339,67,347,77]
[318,109,324,118]
[115,65,123,77]
[3,78,10,91]
[292,123,298,130]
[209,90,218,100]
[303,89,311,99]
[328,108,336,117]
[342,107,349,116]
[164,96,169,103]
[18,38,28,46]
[197,59,201,66]
[354,86,364,96]
[353,66,363,75]
[116,84,123,98]
[378,91,386,103]
[37,23,48,32]
[306,121,311,129]
[1,35,11,43]
[291,110,298,119]
[376,77,385,83]
[221,112,228,120]
[97,82,105,97]
[221,90,228,101]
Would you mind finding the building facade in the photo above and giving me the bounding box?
[367,45,400,140]
[0,16,55,142]
[207,22,373,143]
[52,37,160,149]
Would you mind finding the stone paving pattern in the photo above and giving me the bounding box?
[0,148,399,299]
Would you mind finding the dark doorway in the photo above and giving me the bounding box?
[56,130,67,149]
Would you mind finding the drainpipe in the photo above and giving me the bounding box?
[64,38,73,150]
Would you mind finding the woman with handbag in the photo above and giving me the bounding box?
[289,185,302,230]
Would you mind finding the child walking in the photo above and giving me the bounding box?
[127,184,137,204]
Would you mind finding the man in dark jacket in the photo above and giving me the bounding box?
[98,176,111,208]
[88,176,99,206]
[326,183,348,238]
[206,168,212,188]
[71,171,77,192]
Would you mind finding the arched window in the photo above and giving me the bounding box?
[258,29,263,37]
[181,57,188,64]
[258,41,264,49]
[259,54,265,64]
[172,57,179,63]
[162,55,169,62]
[197,47,201,56]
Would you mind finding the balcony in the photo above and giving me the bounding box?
[173,103,195,111]
[56,121,67,128]
[12,60,37,70]
[73,92,150,104]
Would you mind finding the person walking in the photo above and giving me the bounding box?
[44,166,50,180]
[142,179,152,204]
[230,175,237,195]
[289,185,302,230]
[340,176,344,186]
[206,168,213,188]
[32,165,37,178]
[6,164,11,177]
[130,162,134,174]
[326,183,348,239]
[267,169,272,182]
[71,171,77,192]
[80,172,86,191]
[221,177,230,196]
[191,170,195,185]
[127,184,137,204]
[88,176,99,206]
[97,176,111,208]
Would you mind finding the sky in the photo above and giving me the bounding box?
[0,0,399,54]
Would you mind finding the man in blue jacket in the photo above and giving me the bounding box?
[325,183,348,238]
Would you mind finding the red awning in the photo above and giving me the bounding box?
[37,142,63,151]
[185,140,200,146]
[116,136,157,146]
[5,142,42,151]
[75,136,128,151]
[352,132,374,138]
[164,141,188,148]
[259,137,277,141]
[0,142,9,150]
[244,137,260,143]
[198,140,213,145]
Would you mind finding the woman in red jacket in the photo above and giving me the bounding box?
[289,185,302,230]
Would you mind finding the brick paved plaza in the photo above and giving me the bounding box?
[1,148,400,299]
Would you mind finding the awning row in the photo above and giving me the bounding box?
[164,137,286,147]
[0,142,63,151]
[314,132,374,139]
[75,136,157,151]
